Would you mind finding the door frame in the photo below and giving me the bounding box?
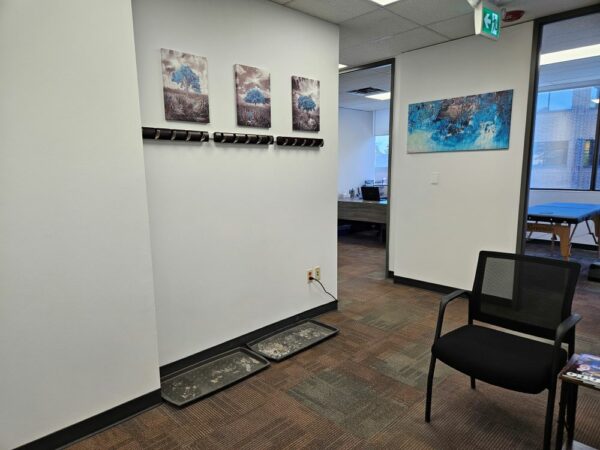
[339,58,396,275]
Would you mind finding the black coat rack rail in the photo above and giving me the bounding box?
[276,136,324,147]
[142,127,324,148]
[213,132,274,145]
[142,127,209,142]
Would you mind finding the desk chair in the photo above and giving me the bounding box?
[425,251,581,450]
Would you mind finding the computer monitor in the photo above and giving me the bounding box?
[361,186,380,201]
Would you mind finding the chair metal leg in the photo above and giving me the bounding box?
[567,384,578,443]
[556,383,568,450]
[425,356,436,422]
[543,383,557,450]
[470,377,476,389]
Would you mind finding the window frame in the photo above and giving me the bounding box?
[517,4,600,256]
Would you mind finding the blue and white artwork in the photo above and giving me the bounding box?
[292,76,320,132]
[235,64,271,128]
[407,90,513,153]
[161,48,210,123]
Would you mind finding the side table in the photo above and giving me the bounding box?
[555,354,600,450]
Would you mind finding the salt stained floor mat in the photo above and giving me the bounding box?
[161,348,269,406]
[247,320,339,362]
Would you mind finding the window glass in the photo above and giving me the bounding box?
[530,86,598,189]
[374,135,389,185]
[548,90,573,111]
[591,87,599,107]
[536,92,549,112]
[374,135,389,168]
[531,12,600,190]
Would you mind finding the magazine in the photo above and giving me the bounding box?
[563,354,600,388]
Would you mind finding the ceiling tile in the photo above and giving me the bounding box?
[387,0,472,26]
[340,9,419,49]
[427,13,474,39]
[340,40,396,66]
[285,0,379,24]
[385,26,448,54]
[340,26,448,65]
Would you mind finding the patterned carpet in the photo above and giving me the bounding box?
[70,238,600,449]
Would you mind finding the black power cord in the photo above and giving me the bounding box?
[309,277,338,302]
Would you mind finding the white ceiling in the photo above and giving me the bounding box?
[338,8,600,111]
[339,64,391,110]
[270,0,600,66]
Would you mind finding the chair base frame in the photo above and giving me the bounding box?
[425,357,558,450]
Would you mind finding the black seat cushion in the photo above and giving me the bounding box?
[432,325,567,394]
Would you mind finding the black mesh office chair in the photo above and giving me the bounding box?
[425,251,581,450]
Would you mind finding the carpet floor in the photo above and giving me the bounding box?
[70,238,600,449]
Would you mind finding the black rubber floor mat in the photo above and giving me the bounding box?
[161,348,269,406]
[247,320,338,362]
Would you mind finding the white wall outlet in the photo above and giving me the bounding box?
[430,172,440,185]
[314,266,321,281]
[307,268,314,283]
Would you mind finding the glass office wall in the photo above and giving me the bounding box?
[529,13,600,190]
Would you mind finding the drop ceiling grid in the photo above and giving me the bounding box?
[270,0,600,66]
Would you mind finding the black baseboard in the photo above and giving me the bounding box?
[393,275,457,294]
[526,238,598,252]
[16,389,161,450]
[160,300,338,378]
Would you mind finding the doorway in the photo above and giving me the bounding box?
[337,60,395,277]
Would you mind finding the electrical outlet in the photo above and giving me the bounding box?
[307,269,314,283]
[314,266,321,281]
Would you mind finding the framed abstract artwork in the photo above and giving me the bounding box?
[407,90,513,153]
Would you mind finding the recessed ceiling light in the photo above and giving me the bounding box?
[370,0,399,5]
[540,44,600,66]
[339,64,348,69]
[365,92,391,100]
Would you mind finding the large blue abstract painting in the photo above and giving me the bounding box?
[407,90,513,153]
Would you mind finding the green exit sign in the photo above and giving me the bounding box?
[475,2,501,40]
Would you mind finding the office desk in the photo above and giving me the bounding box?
[338,199,388,224]
[527,202,600,260]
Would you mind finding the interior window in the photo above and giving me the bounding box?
[530,86,599,189]
[529,12,600,191]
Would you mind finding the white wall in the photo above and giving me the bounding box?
[0,1,160,448]
[374,108,390,136]
[390,23,534,289]
[132,0,339,366]
[338,108,375,195]
[529,189,600,245]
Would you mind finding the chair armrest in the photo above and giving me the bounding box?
[551,313,581,376]
[554,313,581,349]
[434,289,469,342]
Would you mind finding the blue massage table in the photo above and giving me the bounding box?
[527,202,600,260]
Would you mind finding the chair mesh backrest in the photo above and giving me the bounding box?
[471,251,580,340]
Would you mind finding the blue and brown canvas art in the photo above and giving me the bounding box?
[407,90,513,153]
